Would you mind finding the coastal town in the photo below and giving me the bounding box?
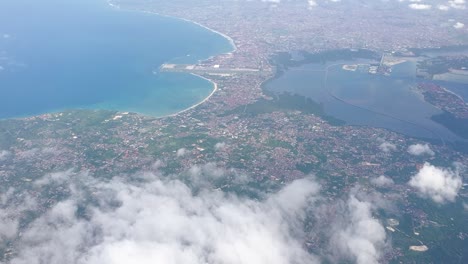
[1,0,468,263]
[417,82,468,119]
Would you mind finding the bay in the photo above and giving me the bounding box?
[266,55,465,143]
[0,0,233,119]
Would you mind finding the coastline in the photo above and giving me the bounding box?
[156,74,218,119]
[107,0,236,52]
[106,0,236,119]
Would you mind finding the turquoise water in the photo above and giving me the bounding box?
[0,0,233,119]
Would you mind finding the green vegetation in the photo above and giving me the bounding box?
[227,93,345,126]
[271,49,379,69]
[431,111,468,139]
[417,56,468,75]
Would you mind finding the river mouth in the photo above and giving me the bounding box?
[0,0,233,119]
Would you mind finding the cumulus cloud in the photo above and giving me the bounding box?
[371,175,394,187]
[34,169,75,186]
[0,212,18,241]
[5,169,322,264]
[407,143,434,156]
[176,148,187,157]
[453,22,465,29]
[186,162,227,186]
[0,188,37,244]
[409,3,432,9]
[308,0,317,8]
[0,189,20,242]
[329,195,388,264]
[438,4,450,10]
[0,150,11,161]
[379,142,397,153]
[448,0,466,9]
[0,161,397,264]
[408,162,463,204]
[214,142,227,151]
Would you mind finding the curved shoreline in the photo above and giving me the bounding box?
[107,0,237,53]
[157,74,218,119]
[107,0,235,119]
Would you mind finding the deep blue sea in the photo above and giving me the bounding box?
[0,0,233,119]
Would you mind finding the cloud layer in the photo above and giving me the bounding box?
[4,170,322,264]
[0,164,394,264]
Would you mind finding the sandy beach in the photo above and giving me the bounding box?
[409,245,428,252]
[159,74,219,118]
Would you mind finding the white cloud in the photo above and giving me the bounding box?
[371,175,394,187]
[449,0,466,9]
[438,4,450,10]
[7,170,321,264]
[187,162,226,185]
[379,142,397,153]
[150,160,165,170]
[407,143,434,156]
[34,169,75,186]
[453,22,465,29]
[0,194,20,241]
[0,214,19,241]
[409,3,432,9]
[0,161,397,264]
[330,195,388,264]
[176,148,187,157]
[214,142,227,151]
[308,0,317,8]
[0,150,11,161]
[408,162,463,204]
[0,188,37,244]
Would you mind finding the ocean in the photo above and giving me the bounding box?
[0,0,233,119]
